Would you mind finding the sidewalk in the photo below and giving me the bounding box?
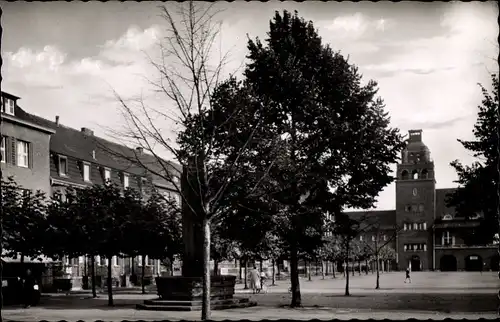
[3,306,497,321]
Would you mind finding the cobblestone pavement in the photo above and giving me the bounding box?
[3,271,499,321]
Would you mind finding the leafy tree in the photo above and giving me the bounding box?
[2,177,47,264]
[122,189,183,294]
[447,74,499,245]
[220,9,404,307]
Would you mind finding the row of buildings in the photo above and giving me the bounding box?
[348,130,499,272]
[1,91,183,289]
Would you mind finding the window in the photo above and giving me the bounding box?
[443,214,453,220]
[59,156,68,176]
[16,140,29,168]
[383,235,387,241]
[0,96,3,112]
[442,231,453,245]
[175,194,181,205]
[423,244,427,251]
[78,256,85,264]
[173,176,180,184]
[413,223,418,230]
[138,255,143,266]
[403,223,407,231]
[104,168,111,183]
[1,137,5,163]
[418,204,424,212]
[4,98,14,115]
[404,205,411,212]
[83,163,91,182]
[359,235,363,241]
[123,173,129,189]
[112,256,118,266]
[423,222,427,230]
[147,256,154,266]
[371,235,376,242]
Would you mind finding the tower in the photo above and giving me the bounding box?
[395,130,436,271]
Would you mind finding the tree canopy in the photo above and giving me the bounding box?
[447,74,499,244]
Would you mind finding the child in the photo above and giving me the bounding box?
[404,268,411,283]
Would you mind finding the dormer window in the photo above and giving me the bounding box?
[442,214,453,220]
[2,97,15,115]
[58,156,68,176]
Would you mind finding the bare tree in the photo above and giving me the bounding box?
[99,2,265,320]
[359,216,401,289]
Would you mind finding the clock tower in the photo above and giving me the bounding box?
[395,129,436,271]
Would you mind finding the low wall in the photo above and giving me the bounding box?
[156,275,236,301]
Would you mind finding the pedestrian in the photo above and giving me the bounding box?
[22,269,35,308]
[260,270,268,293]
[404,267,411,284]
[248,266,261,294]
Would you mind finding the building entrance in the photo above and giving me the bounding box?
[440,255,457,271]
[410,256,421,272]
[464,255,483,271]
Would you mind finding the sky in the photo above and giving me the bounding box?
[1,1,498,211]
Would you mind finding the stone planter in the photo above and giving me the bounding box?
[155,275,236,301]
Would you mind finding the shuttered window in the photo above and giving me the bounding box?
[16,140,29,168]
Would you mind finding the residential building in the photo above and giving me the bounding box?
[0,92,55,196]
[347,130,499,272]
[8,91,182,289]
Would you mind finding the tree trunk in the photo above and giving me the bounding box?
[375,254,380,289]
[244,259,248,289]
[213,260,219,277]
[201,218,211,321]
[352,260,355,277]
[239,259,243,283]
[277,261,281,278]
[332,261,336,279]
[141,255,146,294]
[308,260,312,281]
[365,259,369,275]
[290,244,301,307]
[272,259,276,286]
[259,259,263,273]
[91,256,97,298]
[325,260,329,276]
[107,256,114,306]
[321,260,325,279]
[358,260,361,276]
[170,260,174,277]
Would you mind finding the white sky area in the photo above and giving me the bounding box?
[2,1,498,211]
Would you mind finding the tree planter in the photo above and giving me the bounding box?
[155,275,236,301]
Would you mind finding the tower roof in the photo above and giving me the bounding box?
[405,129,429,152]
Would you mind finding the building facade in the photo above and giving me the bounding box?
[2,91,183,289]
[1,92,55,196]
[348,129,499,272]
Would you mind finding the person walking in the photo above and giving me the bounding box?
[260,270,268,293]
[248,266,261,294]
[22,269,35,308]
[404,267,411,284]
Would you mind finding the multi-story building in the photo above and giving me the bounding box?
[347,129,499,272]
[0,92,55,195]
[2,91,183,289]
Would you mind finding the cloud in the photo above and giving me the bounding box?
[322,13,392,39]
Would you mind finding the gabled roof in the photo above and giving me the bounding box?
[345,210,397,229]
[15,106,182,187]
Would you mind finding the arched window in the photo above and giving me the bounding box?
[421,169,428,179]
[401,170,409,180]
[443,214,453,220]
[412,169,419,179]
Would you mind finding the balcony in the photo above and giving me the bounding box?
[435,243,497,249]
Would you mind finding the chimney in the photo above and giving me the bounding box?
[55,116,60,126]
[136,147,143,155]
[81,127,94,136]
